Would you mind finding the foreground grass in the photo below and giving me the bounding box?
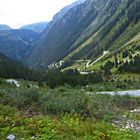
[0,83,140,139]
[0,105,140,140]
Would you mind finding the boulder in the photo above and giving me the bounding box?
[7,134,16,140]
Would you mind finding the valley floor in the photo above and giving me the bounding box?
[0,79,140,140]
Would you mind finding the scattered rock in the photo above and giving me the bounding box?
[112,109,140,132]
[7,134,16,140]
[31,136,35,139]
[6,79,20,87]
[130,109,140,113]
[125,120,140,132]
[86,92,93,95]
[123,115,126,118]
[27,84,39,89]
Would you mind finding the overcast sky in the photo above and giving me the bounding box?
[0,0,77,28]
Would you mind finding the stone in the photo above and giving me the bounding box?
[7,134,16,140]
[31,136,35,139]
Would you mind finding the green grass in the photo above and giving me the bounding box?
[1,106,139,140]
[0,78,140,139]
[63,32,98,62]
[85,34,140,72]
[62,60,87,71]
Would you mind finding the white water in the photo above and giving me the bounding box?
[97,90,140,96]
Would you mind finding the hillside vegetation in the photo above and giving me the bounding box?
[0,0,140,139]
[0,81,140,139]
[0,53,39,80]
[27,0,140,71]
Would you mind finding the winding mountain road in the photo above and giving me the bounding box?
[86,51,109,68]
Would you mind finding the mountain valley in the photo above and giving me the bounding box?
[0,0,140,139]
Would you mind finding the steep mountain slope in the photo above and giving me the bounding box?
[0,24,11,31]
[0,29,40,63]
[28,0,140,70]
[62,0,140,62]
[0,52,36,79]
[87,34,140,75]
[52,0,86,23]
[21,22,48,33]
[64,33,140,72]
[28,0,98,69]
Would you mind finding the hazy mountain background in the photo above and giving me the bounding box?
[21,22,48,33]
[0,29,41,63]
[0,0,139,72]
[0,24,12,31]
